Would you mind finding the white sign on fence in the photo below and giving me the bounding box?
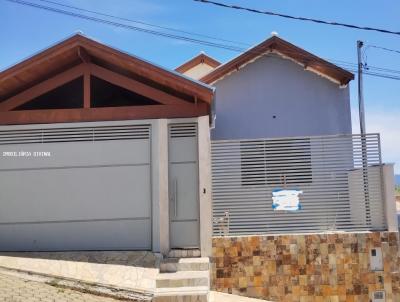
[272,189,303,211]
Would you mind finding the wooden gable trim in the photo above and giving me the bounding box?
[175,53,221,74]
[0,63,196,112]
[83,64,91,108]
[0,37,81,83]
[0,103,208,125]
[0,64,85,112]
[200,36,354,85]
[78,46,91,64]
[0,35,214,104]
[88,64,186,106]
[78,38,214,103]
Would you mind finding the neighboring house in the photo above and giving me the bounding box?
[177,36,354,140]
[0,34,214,256]
[175,52,221,80]
[177,35,391,236]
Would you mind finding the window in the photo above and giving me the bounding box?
[240,138,312,186]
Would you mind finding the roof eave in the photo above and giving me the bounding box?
[199,36,354,85]
[0,34,215,104]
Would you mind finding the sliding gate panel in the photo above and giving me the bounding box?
[0,124,152,251]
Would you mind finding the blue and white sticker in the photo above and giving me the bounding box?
[272,189,303,211]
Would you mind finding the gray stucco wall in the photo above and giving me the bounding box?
[211,54,352,140]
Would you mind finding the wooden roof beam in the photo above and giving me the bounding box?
[0,103,208,125]
[0,64,85,112]
[89,63,188,106]
[78,46,91,64]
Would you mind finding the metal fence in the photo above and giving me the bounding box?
[211,134,386,235]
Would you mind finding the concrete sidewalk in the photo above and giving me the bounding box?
[0,273,129,302]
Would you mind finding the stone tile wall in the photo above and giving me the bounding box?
[211,232,400,301]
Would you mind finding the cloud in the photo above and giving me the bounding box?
[352,108,400,174]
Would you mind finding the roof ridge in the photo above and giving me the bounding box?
[200,35,354,85]
[175,52,221,73]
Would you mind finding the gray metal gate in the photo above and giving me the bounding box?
[0,123,152,251]
[169,123,200,248]
[211,134,386,235]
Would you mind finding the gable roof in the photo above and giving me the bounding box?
[200,36,354,86]
[175,52,221,74]
[0,34,214,105]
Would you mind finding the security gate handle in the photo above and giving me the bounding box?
[174,179,178,217]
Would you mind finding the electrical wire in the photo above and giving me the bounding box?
[368,45,400,55]
[37,0,250,47]
[4,0,249,52]
[339,68,400,80]
[194,0,400,36]
[3,0,400,81]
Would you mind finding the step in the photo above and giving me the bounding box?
[154,286,209,302]
[156,271,209,288]
[168,249,201,258]
[209,291,270,302]
[153,294,207,302]
[160,258,209,273]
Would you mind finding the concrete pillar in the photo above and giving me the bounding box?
[151,119,170,255]
[198,115,213,257]
[382,163,398,232]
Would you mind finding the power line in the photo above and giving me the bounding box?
[365,65,400,75]
[4,0,400,81]
[4,0,248,52]
[344,68,400,81]
[329,60,400,75]
[194,0,400,36]
[368,44,400,55]
[37,0,250,47]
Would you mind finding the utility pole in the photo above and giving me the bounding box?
[357,40,370,225]
[357,40,366,135]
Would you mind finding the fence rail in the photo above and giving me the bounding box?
[211,134,386,235]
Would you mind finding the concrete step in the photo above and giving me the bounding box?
[160,258,209,273]
[209,291,270,302]
[156,271,209,288]
[168,249,201,258]
[153,294,207,302]
[154,286,209,302]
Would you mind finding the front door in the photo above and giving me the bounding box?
[169,123,200,248]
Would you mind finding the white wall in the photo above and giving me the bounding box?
[183,63,216,80]
[211,54,352,140]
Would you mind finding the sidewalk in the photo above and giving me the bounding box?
[0,273,128,302]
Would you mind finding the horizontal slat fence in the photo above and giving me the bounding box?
[211,134,386,235]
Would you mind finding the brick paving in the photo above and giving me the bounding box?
[0,273,125,302]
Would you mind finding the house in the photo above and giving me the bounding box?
[175,52,221,80]
[176,35,354,140]
[177,35,395,236]
[1,33,398,302]
[176,36,400,301]
[0,34,214,256]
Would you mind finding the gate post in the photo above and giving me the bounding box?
[198,116,213,257]
[151,119,170,255]
[382,163,398,232]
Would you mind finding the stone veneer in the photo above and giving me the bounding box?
[211,232,400,302]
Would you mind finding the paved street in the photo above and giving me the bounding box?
[0,273,125,302]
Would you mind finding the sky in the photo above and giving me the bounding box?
[0,0,399,171]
